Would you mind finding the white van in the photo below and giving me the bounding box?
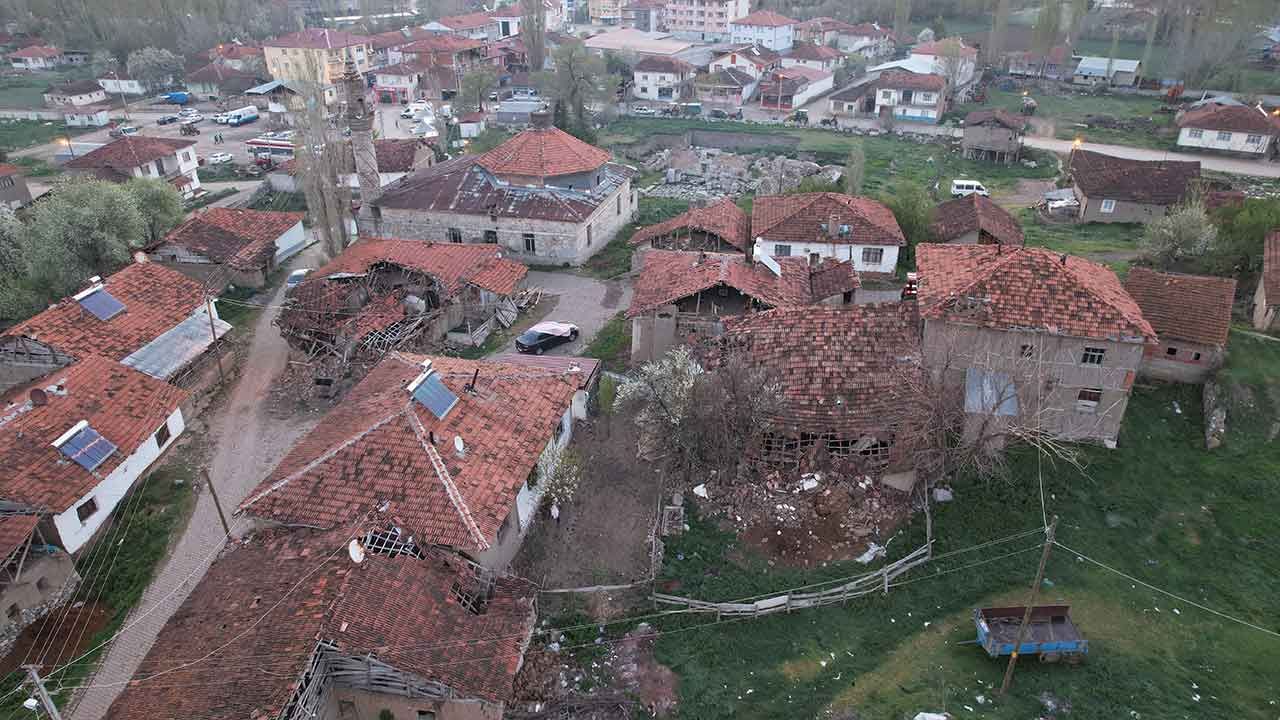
[951,179,990,198]
[226,106,259,126]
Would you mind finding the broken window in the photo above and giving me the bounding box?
[364,527,422,558]
[451,564,496,615]
[1076,388,1102,413]
[859,439,893,462]
[1019,344,1034,358]
[826,435,856,457]
[484,230,497,244]
[1166,347,1177,356]
[1081,347,1106,365]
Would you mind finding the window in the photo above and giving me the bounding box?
[417,712,437,720]
[861,247,884,264]
[483,229,497,244]
[773,244,791,256]
[1166,347,1178,356]
[616,195,622,215]
[809,252,821,265]
[1076,388,1103,413]
[154,420,171,448]
[1081,347,1106,365]
[523,232,536,253]
[181,151,191,162]
[447,228,462,243]
[1193,351,1202,361]
[1020,344,1034,358]
[1099,199,1116,214]
[76,497,99,524]
[1217,131,1232,141]
[587,224,593,246]
[1187,128,1203,139]
[1247,134,1263,144]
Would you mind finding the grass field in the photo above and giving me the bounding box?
[1019,209,1143,272]
[604,118,1059,198]
[0,119,96,152]
[956,88,1174,150]
[0,67,96,109]
[645,332,1280,718]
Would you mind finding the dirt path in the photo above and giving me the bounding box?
[69,264,321,720]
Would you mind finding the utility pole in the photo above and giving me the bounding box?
[205,295,225,385]
[23,665,63,720]
[202,469,233,540]
[999,515,1058,696]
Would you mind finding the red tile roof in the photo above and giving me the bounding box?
[185,61,260,84]
[876,69,946,91]
[205,43,262,60]
[627,250,856,317]
[912,38,978,57]
[400,34,486,55]
[313,238,527,296]
[0,356,188,514]
[634,55,696,74]
[916,244,1155,342]
[720,303,921,437]
[1124,267,1235,347]
[930,194,1025,246]
[786,43,845,62]
[0,514,38,563]
[64,135,196,174]
[845,22,893,37]
[375,137,432,173]
[104,526,536,720]
[752,192,905,246]
[156,208,302,271]
[240,354,579,551]
[435,11,498,29]
[715,43,782,67]
[964,108,1025,131]
[732,10,796,26]
[476,126,611,179]
[369,27,437,50]
[1264,231,1280,305]
[796,17,858,33]
[4,263,209,362]
[9,45,60,59]
[267,28,370,50]
[1177,104,1280,136]
[630,198,750,251]
[1069,149,1200,206]
[0,163,21,177]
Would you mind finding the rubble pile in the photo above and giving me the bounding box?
[642,145,844,201]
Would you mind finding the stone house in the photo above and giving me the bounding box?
[239,353,582,571]
[1252,231,1280,332]
[1175,104,1280,157]
[930,194,1025,246]
[64,135,202,199]
[716,303,922,482]
[1124,267,1236,383]
[145,208,306,289]
[627,247,859,363]
[104,524,537,720]
[916,244,1156,447]
[0,163,32,210]
[1069,149,1200,224]
[366,115,636,267]
[632,55,696,103]
[962,109,1025,163]
[0,355,188,553]
[729,10,796,52]
[0,514,78,656]
[41,79,106,107]
[0,263,231,392]
[751,192,905,272]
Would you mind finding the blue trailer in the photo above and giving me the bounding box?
[166,91,191,105]
[974,605,1088,663]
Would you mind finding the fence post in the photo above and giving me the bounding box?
[883,568,890,595]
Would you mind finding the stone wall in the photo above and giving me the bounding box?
[0,555,81,658]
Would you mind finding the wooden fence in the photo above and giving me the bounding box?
[651,543,932,617]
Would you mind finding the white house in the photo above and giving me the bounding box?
[908,38,978,87]
[8,45,65,70]
[632,55,696,102]
[488,6,523,37]
[63,106,111,127]
[64,135,202,198]
[782,43,846,73]
[42,80,108,107]
[97,75,149,95]
[458,111,487,138]
[709,43,782,80]
[838,23,894,58]
[0,355,188,554]
[729,10,796,52]
[424,11,500,41]
[871,71,946,123]
[751,192,906,272]
[1072,55,1141,86]
[1175,104,1280,156]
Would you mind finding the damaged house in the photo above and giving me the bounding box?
[276,239,527,362]
[629,197,750,264]
[145,208,306,289]
[717,304,922,486]
[239,354,582,570]
[930,194,1025,246]
[1069,149,1200,224]
[365,114,637,266]
[0,263,230,392]
[104,525,537,720]
[916,244,1155,447]
[1124,267,1236,383]
[627,248,859,364]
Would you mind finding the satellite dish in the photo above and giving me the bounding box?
[347,539,365,564]
[454,435,466,457]
[29,388,47,407]
[23,699,38,711]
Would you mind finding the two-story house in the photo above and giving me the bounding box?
[830,70,945,123]
[752,192,905,272]
[707,43,781,80]
[589,0,623,25]
[794,17,854,46]
[632,56,696,102]
[907,38,977,88]
[838,23,894,58]
[782,43,845,73]
[916,243,1155,447]
[666,0,749,41]
[622,0,667,33]
[64,135,202,198]
[425,11,502,40]
[1175,103,1280,157]
[263,28,371,89]
[729,10,796,51]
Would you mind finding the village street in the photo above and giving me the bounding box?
[68,248,324,720]
[525,271,632,356]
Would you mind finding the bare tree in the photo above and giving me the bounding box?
[521,0,547,70]
[293,54,354,259]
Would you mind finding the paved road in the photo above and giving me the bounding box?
[1022,136,1280,178]
[69,251,323,720]
[525,271,632,357]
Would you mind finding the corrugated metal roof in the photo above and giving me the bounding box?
[122,310,231,379]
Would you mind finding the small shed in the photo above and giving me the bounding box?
[458,111,487,138]
[63,105,111,128]
[1124,267,1236,383]
[962,109,1025,164]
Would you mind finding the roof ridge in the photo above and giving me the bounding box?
[404,404,489,549]
[927,246,1024,311]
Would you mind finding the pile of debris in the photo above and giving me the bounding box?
[643,146,844,201]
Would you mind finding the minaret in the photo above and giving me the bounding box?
[342,59,381,231]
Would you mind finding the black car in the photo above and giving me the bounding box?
[157,114,180,125]
[515,322,579,354]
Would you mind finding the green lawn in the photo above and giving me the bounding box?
[580,197,690,280]
[955,88,1174,150]
[1019,208,1143,271]
[0,119,96,152]
[639,332,1280,718]
[581,312,630,372]
[1070,37,1280,95]
[0,67,96,110]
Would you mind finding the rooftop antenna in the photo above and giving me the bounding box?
[347,538,366,564]
[464,367,479,393]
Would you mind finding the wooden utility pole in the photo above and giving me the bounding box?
[202,469,232,540]
[205,295,225,385]
[23,665,63,720]
[999,515,1057,696]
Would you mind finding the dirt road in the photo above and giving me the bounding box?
[1023,136,1280,178]
[69,254,322,720]
[525,271,632,356]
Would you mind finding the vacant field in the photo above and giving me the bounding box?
[956,88,1174,150]
[0,119,96,152]
[1019,209,1144,271]
[643,332,1280,719]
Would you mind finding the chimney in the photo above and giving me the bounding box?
[828,215,838,236]
[529,111,552,129]
[1059,253,1068,265]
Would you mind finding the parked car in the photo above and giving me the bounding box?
[157,114,179,125]
[109,125,139,138]
[180,114,204,124]
[515,322,579,354]
[285,268,312,290]
[208,152,234,164]
[632,105,653,115]
[179,107,199,117]
[951,179,990,198]
[213,113,230,124]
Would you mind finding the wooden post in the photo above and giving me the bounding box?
[999,515,1058,696]
[24,665,62,720]
[202,469,233,540]
[206,295,225,385]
